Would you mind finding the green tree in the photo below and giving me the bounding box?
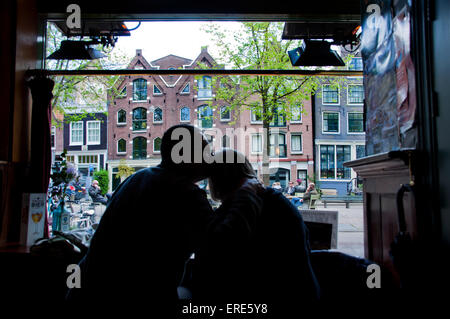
[46,22,130,126]
[201,22,325,185]
[93,170,109,196]
[117,159,135,182]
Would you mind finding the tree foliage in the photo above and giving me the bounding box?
[93,169,109,196]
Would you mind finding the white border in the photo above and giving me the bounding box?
[347,112,365,135]
[86,120,101,145]
[180,106,190,122]
[132,78,148,102]
[153,137,162,153]
[322,84,340,105]
[322,111,340,135]
[153,107,163,124]
[69,121,83,146]
[251,133,263,154]
[117,109,126,125]
[153,84,163,96]
[116,139,127,155]
[347,84,364,105]
[220,106,231,122]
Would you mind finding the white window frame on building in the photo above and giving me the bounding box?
[347,84,364,105]
[251,134,263,154]
[180,106,190,122]
[69,121,83,146]
[51,126,56,150]
[117,109,127,125]
[347,112,365,134]
[198,76,212,99]
[153,107,163,123]
[291,105,302,123]
[322,111,340,134]
[322,84,340,105]
[153,137,162,153]
[117,139,126,154]
[132,78,147,101]
[86,120,101,145]
[153,84,163,96]
[181,83,190,94]
[290,133,303,154]
[250,109,263,124]
[319,144,352,181]
[220,106,231,122]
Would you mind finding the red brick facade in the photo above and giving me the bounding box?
[107,48,315,190]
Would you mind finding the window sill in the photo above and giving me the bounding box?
[322,132,340,135]
[116,152,127,155]
[86,142,101,146]
[250,121,263,125]
[131,100,148,103]
[220,119,231,122]
[291,152,303,155]
[132,130,147,133]
[347,132,365,135]
[117,123,127,126]
[153,121,163,125]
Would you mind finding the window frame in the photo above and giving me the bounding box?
[117,109,127,125]
[322,84,340,105]
[86,120,101,145]
[153,107,163,124]
[348,57,363,71]
[132,78,147,101]
[197,76,212,99]
[117,138,126,154]
[181,83,190,94]
[290,106,302,123]
[269,132,287,158]
[290,133,303,154]
[347,112,365,134]
[69,121,83,146]
[51,126,56,150]
[251,134,263,154]
[220,106,231,122]
[153,137,162,153]
[250,109,263,124]
[132,136,147,160]
[322,111,340,134]
[197,105,213,128]
[132,107,148,132]
[153,84,163,96]
[319,144,352,181]
[180,106,190,122]
[347,84,364,105]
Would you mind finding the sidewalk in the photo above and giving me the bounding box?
[315,202,365,258]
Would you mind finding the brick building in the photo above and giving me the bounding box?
[107,48,315,191]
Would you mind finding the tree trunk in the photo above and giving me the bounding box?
[261,119,271,186]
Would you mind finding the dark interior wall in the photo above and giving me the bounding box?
[432,0,450,247]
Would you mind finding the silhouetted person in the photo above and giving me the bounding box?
[66,124,214,314]
[193,149,320,314]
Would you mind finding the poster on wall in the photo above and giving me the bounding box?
[361,0,400,155]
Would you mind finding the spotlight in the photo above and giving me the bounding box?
[47,40,106,60]
[288,40,345,67]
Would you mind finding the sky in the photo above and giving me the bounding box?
[114,21,243,64]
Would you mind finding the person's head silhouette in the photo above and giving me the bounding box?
[160,124,213,182]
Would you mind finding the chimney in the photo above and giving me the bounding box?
[201,46,208,52]
[136,49,142,56]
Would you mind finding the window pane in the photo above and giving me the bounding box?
[118,110,126,123]
[323,113,339,132]
[118,139,126,153]
[198,105,213,128]
[220,106,230,120]
[154,137,161,152]
[297,170,307,192]
[291,134,302,152]
[87,122,100,144]
[269,133,286,157]
[133,108,147,131]
[153,85,162,94]
[349,57,363,71]
[292,106,302,122]
[323,85,339,104]
[251,110,262,122]
[336,145,351,179]
[133,137,147,159]
[154,108,163,122]
[348,85,364,104]
[182,83,190,93]
[348,113,364,133]
[71,122,83,143]
[252,135,262,153]
[320,145,335,179]
[180,107,190,121]
[133,79,147,101]
[198,76,212,98]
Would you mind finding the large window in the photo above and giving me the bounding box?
[348,85,364,104]
[270,107,286,127]
[117,109,126,125]
[269,133,287,157]
[198,105,213,128]
[251,134,262,153]
[153,137,162,153]
[323,112,339,133]
[70,121,83,145]
[180,107,190,122]
[291,133,302,154]
[322,84,340,104]
[87,121,100,145]
[320,145,351,180]
[133,79,147,101]
[153,107,163,123]
[181,83,190,94]
[117,139,126,154]
[320,145,335,179]
[132,107,147,131]
[348,113,364,133]
[297,170,307,192]
[133,137,147,159]
[153,85,162,95]
[198,76,212,98]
